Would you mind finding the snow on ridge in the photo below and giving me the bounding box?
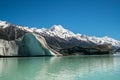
[50,25,65,31]
[49,25,76,39]
[0,20,10,28]
[36,25,120,47]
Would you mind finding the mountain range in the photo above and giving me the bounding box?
[32,25,120,50]
[0,20,120,56]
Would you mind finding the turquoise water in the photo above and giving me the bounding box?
[0,56,120,80]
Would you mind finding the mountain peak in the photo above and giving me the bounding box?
[47,25,76,39]
[0,20,8,25]
[50,25,66,32]
[0,20,11,28]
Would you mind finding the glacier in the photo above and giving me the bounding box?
[0,39,18,56]
[0,33,59,56]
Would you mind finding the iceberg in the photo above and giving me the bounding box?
[19,33,56,56]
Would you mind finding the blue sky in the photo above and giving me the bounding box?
[0,0,120,40]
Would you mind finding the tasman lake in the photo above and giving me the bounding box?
[0,55,120,80]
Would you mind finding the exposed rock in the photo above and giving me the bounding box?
[59,44,113,56]
[40,34,96,51]
[0,23,26,41]
[116,47,120,52]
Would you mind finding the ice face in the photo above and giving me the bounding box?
[18,33,54,56]
[0,39,18,56]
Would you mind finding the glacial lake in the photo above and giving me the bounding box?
[0,55,120,80]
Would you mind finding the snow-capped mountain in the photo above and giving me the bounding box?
[0,20,120,50]
[31,25,120,48]
[33,25,77,39]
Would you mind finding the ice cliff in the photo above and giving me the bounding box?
[18,33,57,56]
[0,33,59,56]
[0,39,18,56]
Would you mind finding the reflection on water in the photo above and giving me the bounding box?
[0,56,120,80]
